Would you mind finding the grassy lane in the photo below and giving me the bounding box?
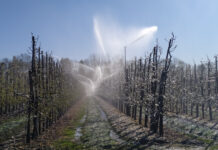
[52,99,87,150]
[79,97,125,150]
[53,95,218,150]
[54,96,127,150]
[0,116,27,149]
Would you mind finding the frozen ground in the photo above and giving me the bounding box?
[1,96,217,149]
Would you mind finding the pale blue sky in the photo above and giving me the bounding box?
[0,0,218,63]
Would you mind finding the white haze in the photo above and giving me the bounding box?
[72,16,158,96]
[72,61,121,96]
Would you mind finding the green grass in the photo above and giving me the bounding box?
[53,104,86,150]
[186,133,213,144]
[197,137,212,144]
[54,139,83,150]
[209,145,218,150]
[0,116,26,142]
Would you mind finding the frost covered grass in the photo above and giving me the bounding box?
[164,114,218,141]
[53,103,86,150]
[0,116,26,142]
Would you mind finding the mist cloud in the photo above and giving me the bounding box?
[93,16,158,59]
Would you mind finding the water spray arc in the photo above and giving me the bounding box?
[123,26,158,70]
[73,17,158,97]
[127,26,158,46]
[93,17,157,59]
[94,17,106,56]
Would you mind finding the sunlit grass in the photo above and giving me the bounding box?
[53,103,86,149]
